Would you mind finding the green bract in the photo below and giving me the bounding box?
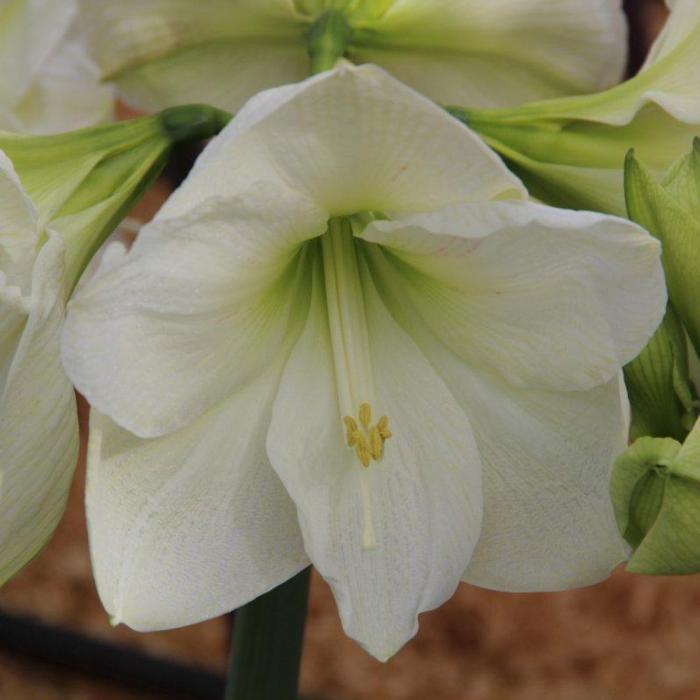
[454,0,700,215]
[0,104,230,292]
[624,305,695,443]
[611,423,700,574]
[625,144,700,358]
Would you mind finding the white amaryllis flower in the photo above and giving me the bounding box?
[79,0,626,113]
[62,66,665,660]
[0,0,113,133]
[0,152,78,583]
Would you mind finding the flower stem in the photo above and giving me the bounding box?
[224,568,312,700]
[306,10,352,74]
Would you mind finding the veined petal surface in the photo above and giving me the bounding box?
[355,0,627,108]
[7,31,114,134]
[159,64,523,224]
[79,0,626,111]
[62,184,324,438]
[365,249,630,590]
[87,371,309,631]
[267,258,482,660]
[79,0,306,113]
[0,233,78,584]
[360,201,665,392]
[0,0,75,106]
[0,0,112,133]
[0,150,39,286]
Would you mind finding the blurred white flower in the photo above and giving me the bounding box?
[62,66,665,660]
[463,0,700,214]
[0,0,113,133]
[79,0,627,112]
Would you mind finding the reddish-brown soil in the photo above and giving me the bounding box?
[2,3,692,698]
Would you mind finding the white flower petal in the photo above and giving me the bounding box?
[62,184,323,438]
[531,0,700,127]
[361,200,665,392]
[79,0,626,112]
[79,0,305,113]
[356,0,627,107]
[642,0,698,68]
[365,256,629,590]
[0,150,40,282]
[266,258,482,661]
[459,369,630,590]
[0,233,79,584]
[87,368,309,631]
[158,64,524,224]
[0,0,76,106]
[9,31,114,134]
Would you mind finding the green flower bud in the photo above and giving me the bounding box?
[624,304,696,442]
[0,103,230,293]
[611,420,700,574]
[625,144,700,359]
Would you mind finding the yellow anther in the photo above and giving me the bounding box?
[369,426,383,460]
[359,402,372,427]
[343,416,359,446]
[355,434,371,468]
[343,404,391,468]
[377,415,391,439]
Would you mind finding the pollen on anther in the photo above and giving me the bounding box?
[343,416,359,446]
[343,404,391,468]
[359,403,372,427]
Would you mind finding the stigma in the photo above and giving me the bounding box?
[343,403,391,468]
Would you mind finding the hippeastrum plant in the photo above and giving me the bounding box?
[0,0,113,133]
[62,66,666,660]
[453,0,700,216]
[78,0,627,114]
[0,104,229,586]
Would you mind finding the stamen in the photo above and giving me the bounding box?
[377,415,391,439]
[355,434,371,468]
[342,403,391,468]
[369,426,383,460]
[343,416,359,446]
[359,402,372,427]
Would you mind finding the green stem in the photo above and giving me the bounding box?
[159,103,233,144]
[306,10,352,74]
[224,568,312,700]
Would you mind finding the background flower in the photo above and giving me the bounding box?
[78,0,626,113]
[0,0,113,133]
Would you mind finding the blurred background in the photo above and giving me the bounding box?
[0,2,689,698]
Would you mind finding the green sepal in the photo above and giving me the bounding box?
[624,304,696,442]
[625,149,700,357]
